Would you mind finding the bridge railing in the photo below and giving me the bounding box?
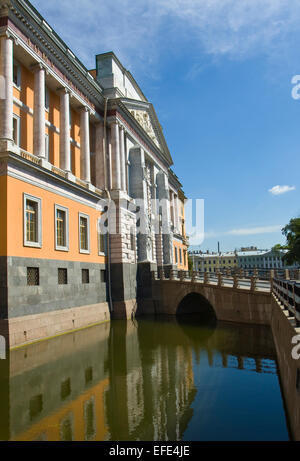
[152,269,273,292]
[153,268,299,281]
[272,278,300,324]
[219,267,300,281]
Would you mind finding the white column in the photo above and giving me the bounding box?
[0,34,13,140]
[119,125,126,191]
[33,63,46,158]
[110,121,121,190]
[59,88,71,171]
[95,121,106,189]
[80,106,91,183]
[170,190,174,226]
[175,194,180,233]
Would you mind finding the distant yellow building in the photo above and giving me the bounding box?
[190,252,238,273]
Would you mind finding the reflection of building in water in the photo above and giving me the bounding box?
[7,323,111,441]
[104,320,196,441]
[202,323,278,375]
[0,319,283,442]
[14,379,109,441]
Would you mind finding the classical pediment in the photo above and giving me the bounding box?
[118,98,173,165]
[130,109,160,148]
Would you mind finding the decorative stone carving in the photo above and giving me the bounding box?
[130,110,159,147]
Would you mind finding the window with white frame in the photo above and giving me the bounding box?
[79,213,90,253]
[12,115,20,146]
[24,194,42,248]
[13,60,21,88]
[55,205,69,251]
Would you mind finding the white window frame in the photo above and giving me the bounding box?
[79,212,90,254]
[55,205,69,252]
[13,59,21,89]
[12,114,20,147]
[23,193,42,248]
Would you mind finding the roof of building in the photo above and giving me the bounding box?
[237,250,287,257]
[191,252,237,259]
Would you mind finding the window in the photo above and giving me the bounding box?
[100,270,106,283]
[55,205,69,251]
[85,367,93,385]
[12,115,20,146]
[61,378,71,401]
[27,267,39,286]
[79,213,90,253]
[24,194,42,248]
[29,394,43,421]
[179,249,182,264]
[13,60,21,88]
[82,269,89,284]
[175,247,178,264]
[58,268,68,285]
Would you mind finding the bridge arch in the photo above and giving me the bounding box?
[176,292,217,323]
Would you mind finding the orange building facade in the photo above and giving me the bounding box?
[0,0,188,348]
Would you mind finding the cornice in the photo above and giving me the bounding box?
[2,150,107,203]
[168,169,182,190]
[1,0,105,110]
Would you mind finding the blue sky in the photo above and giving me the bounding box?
[31,0,300,252]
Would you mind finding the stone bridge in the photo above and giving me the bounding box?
[147,270,274,325]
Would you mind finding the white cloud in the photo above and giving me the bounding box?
[269,185,296,195]
[227,225,282,235]
[30,0,300,74]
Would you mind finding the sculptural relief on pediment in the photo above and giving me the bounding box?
[130,110,159,147]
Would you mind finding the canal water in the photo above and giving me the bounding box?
[0,316,290,441]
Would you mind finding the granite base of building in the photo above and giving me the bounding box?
[0,302,111,349]
[111,299,137,320]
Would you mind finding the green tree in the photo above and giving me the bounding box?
[188,256,194,271]
[273,217,300,265]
